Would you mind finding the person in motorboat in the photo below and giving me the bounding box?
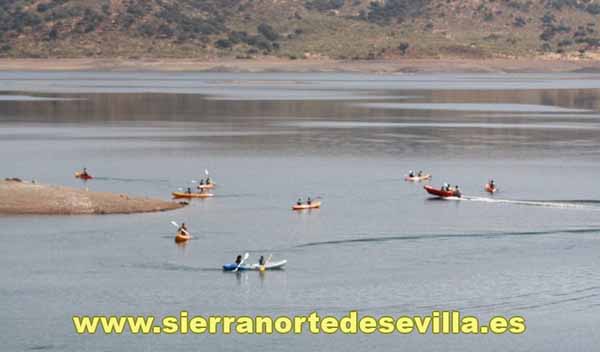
[408,170,415,178]
[297,198,302,206]
[442,182,449,191]
[235,255,242,265]
[307,197,312,205]
[454,186,461,198]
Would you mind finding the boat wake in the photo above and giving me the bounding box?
[131,262,221,272]
[462,196,600,210]
[296,228,600,248]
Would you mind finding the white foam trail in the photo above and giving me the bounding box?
[463,196,599,210]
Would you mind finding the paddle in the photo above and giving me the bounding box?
[233,252,249,272]
[170,221,190,237]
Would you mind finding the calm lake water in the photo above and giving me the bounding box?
[1,72,600,351]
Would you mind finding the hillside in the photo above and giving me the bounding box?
[1,0,600,60]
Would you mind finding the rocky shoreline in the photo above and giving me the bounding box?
[1,57,600,73]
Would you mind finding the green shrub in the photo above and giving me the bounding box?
[215,39,233,49]
[258,23,279,41]
[398,42,409,55]
[365,0,429,25]
[305,0,345,11]
[513,16,526,27]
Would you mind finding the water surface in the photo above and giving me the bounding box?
[1,72,600,352]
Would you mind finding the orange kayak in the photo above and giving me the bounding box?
[405,174,431,182]
[292,201,321,210]
[485,184,497,194]
[174,231,191,243]
[197,183,215,190]
[172,192,214,199]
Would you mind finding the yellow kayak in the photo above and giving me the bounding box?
[172,192,214,199]
[292,201,321,210]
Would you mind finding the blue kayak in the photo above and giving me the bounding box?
[222,263,247,271]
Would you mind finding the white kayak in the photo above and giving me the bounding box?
[246,260,287,271]
[223,259,287,271]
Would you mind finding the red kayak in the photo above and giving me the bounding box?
[485,184,497,194]
[424,185,460,198]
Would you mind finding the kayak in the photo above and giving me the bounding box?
[405,174,432,182]
[485,184,497,194]
[197,183,215,190]
[222,260,287,271]
[292,201,321,210]
[174,231,191,243]
[424,185,461,198]
[75,172,93,180]
[172,192,214,199]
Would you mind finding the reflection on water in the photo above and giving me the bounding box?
[356,102,588,112]
[1,78,600,161]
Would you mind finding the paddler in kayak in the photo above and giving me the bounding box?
[307,196,312,205]
[408,170,415,178]
[259,256,265,266]
[489,180,496,190]
[199,179,205,186]
[417,170,423,177]
[178,222,188,234]
[82,168,90,178]
[206,176,212,185]
[297,198,302,206]
[186,187,192,194]
[235,255,242,265]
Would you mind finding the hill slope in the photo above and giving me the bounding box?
[1,0,600,60]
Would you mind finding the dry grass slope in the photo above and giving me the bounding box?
[0,0,599,60]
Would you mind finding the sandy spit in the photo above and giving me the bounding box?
[0,180,185,215]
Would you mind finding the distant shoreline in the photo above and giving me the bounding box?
[0,58,600,74]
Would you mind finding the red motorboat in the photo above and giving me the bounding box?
[424,185,460,198]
